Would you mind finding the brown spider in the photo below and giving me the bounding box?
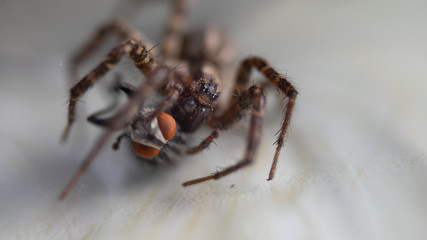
[59,0,297,200]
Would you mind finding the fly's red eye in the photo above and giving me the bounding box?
[131,112,176,159]
[131,141,160,159]
[157,112,177,140]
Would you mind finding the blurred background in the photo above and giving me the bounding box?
[0,0,426,239]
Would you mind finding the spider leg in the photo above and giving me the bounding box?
[183,85,266,186]
[147,75,184,122]
[62,39,157,142]
[188,57,297,181]
[59,66,172,200]
[187,125,222,154]
[161,0,189,59]
[235,57,298,181]
[69,20,154,84]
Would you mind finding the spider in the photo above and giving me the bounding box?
[59,0,298,200]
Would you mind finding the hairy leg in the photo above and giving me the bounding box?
[69,20,154,84]
[62,39,157,142]
[188,57,298,181]
[59,66,172,200]
[183,85,266,186]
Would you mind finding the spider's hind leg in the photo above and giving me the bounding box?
[161,0,189,59]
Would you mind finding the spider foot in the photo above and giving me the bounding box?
[61,124,72,143]
[182,174,215,186]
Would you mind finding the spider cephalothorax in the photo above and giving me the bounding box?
[59,0,297,200]
[171,66,221,132]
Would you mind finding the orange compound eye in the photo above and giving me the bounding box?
[131,141,160,159]
[157,112,177,140]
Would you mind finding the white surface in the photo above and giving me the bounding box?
[1,0,427,239]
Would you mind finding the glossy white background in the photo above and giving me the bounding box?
[0,0,426,239]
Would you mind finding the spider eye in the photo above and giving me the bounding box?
[157,112,177,140]
[131,141,160,159]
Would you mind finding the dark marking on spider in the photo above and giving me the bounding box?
[59,0,298,200]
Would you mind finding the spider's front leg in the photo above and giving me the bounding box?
[186,57,298,183]
[239,58,298,180]
[62,39,157,142]
[183,85,266,186]
[69,20,154,85]
[59,66,173,200]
